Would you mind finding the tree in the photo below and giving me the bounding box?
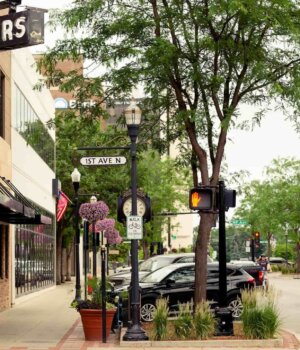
[39,0,300,302]
[52,110,188,282]
[235,157,300,271]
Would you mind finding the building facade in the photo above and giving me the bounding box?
[0,48,56,311]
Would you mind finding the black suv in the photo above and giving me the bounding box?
[109,253,213,286]
[114,262,255,322]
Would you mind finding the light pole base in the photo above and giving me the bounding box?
[123,323,149,341]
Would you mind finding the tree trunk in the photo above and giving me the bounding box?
[66,240,73,281]
[194,213,215,303]
[61,247,66,283]
[142,241,149,260]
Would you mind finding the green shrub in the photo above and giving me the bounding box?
[281,265,296,274]
[193,301,216,339]
[174,303,193,339]
[241,289,280,339]
[153,298,169,340]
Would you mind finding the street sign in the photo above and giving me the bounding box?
[231,219,248,225]
[80,156,127,166]
[127,216,143,239]
[109,250,119,255]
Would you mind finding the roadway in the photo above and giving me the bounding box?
[269,272,300,335]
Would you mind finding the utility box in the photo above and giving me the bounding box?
[214,307,233,336]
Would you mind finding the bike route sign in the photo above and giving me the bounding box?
[127,215,143,239]
[80,156,127,166]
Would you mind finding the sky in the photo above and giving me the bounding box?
[21,0,300,183]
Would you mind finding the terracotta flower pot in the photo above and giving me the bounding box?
[79,308,115,341]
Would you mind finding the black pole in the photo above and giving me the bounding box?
[218,181,227,307]
[92,223,97,277]
[101,245,107,343]
[73,182,81,301]
[251,238,255,262]
[123,124,148,341]
[83,220,89,300]
[106,243,109,275]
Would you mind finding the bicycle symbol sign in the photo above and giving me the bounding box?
[127,216,143,239]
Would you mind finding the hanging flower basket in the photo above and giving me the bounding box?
[79,201,109,222]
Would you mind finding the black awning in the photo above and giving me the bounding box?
[0,177,51,225]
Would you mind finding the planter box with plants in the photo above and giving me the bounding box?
[120,289,283,348]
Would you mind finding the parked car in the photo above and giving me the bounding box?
[269,257,292,266]
[113,262,255,323]
[230,260,264,286]
[109,253,213,286]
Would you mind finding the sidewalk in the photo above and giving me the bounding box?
[0,281,299,350]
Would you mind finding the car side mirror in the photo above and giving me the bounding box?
[166,278,175,286]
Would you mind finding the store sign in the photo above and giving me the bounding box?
[0,9,45,49]
[54,97,97,110]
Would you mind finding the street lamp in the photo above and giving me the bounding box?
[71,168,81,301]
[123,99,148,341]
[90,195,97,276]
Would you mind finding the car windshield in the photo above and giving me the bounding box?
[141,265,177,283]
[139,257,175,272]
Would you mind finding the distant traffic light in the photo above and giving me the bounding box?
[189,188,214,211]
[254,232,260,245]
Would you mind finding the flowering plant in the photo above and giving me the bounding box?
[89,218,115,233]
[105,228,123,244]
[79,201,109,222]
[72,277,115,311]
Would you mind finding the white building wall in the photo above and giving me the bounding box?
[11,48,55,213]
[10,48,56,303]
[166,141,194,250]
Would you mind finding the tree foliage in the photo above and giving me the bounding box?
[39,0,300,300]
[235,157,300,270]
[53,109,188,270]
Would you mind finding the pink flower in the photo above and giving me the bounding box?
[105,228,123,245]
[95,218,115,232]
[79,201,109,222]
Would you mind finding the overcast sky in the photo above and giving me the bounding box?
[22,0,300,182]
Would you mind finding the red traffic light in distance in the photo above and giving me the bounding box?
[253,231,260,244]
[189,188,214,211]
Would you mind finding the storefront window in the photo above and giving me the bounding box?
[15,211,55,296]
[13,85,55,170]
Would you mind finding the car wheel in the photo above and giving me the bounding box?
[227,296,243,319]
[141,300,156,322]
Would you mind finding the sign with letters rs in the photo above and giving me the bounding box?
[0,9,45,50]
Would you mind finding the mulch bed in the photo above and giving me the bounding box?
[142,322,247,341]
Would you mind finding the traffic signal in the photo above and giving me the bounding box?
[189,188,214,211]
[254,232,260,244]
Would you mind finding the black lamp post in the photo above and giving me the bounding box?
[71,168,81,301]
[90,195,97,277]
[123,99,148,341]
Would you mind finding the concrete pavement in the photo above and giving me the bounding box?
[0,278,299,350]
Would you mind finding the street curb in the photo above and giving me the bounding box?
[282,328,300,349]
[118,328,283,348]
